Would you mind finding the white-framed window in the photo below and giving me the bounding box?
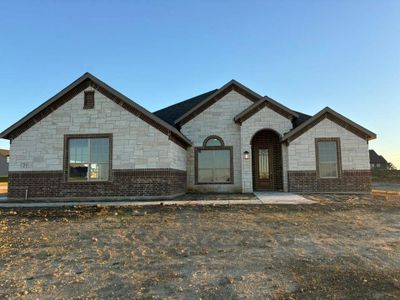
[68,137,110,181]
[316,139,340,178]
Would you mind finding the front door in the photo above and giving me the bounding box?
[251,129,283,191]
[252,146,273,190]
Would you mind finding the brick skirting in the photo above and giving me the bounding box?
[8,169,187,200]
[288,170,371,193]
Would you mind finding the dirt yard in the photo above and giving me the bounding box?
[0,195,399,299]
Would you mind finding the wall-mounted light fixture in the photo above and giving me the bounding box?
[243,151,250,160]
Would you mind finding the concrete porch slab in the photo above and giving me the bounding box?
[254,192,316,204]
[0,193,316,208]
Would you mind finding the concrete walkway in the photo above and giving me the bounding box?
[0,193,315,208]
[254,192,316,204]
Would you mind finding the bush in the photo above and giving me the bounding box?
[372,170,400,183]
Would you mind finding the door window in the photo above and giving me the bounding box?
[258,149,269,179]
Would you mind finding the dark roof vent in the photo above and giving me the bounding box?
[84,91,95,109]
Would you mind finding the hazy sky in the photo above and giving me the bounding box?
[0,1,399,167]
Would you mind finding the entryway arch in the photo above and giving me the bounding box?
[251,129,283,191]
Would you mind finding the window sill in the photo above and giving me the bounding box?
[195,182,234,185]
[65,179,112,184]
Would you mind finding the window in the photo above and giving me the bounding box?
[258,149,269,179]
[203,136,224,147]
[6,156,9,164]
[316,139,340,178]
[67,137,110,181]
[205,138,222,147]
[84,91,95,109]
[195,136,233,184]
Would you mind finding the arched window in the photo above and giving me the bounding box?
[195,136,233,184]
[203,135,224,147]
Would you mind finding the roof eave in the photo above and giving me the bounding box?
[0,72,192,147]
[174,79,263,125]
[282,107,377,143]
[233,97,299,124]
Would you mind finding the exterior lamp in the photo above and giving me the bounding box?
[243,151,250,160]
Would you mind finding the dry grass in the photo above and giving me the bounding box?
[0,194,399,299]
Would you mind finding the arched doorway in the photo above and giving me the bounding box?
[251,129,283,191]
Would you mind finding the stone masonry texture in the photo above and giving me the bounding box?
[8,83,373,197]
[181,90,252,193]
[9,88,187,172]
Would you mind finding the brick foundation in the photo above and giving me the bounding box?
[8,169,187,200]
[288,170,371,193]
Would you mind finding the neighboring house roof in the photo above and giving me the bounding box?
[282,107,376,143]
[0,149,9,157]
[0,73,191,148]
[174,79,263,126]
[369,150,387,164]
[234,96,299,123]
[154,89,218,126]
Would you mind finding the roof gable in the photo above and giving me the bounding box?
[0,73,191,148]
[282,107,376,143]
[175,80,262,126]
[234,96,299,124]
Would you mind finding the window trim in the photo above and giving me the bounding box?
[315,137,342,179]
[195,136,233,185]
[63,133,113,183]
[203,135,225,147]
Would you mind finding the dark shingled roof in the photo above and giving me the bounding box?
[154,90,313,129]
[293,111,312,128]
[155,90,316,132]
[153,89,218,126]
[369,150,388,164]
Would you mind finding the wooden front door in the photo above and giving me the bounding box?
[251,130,283,191]
[253,147,272,190]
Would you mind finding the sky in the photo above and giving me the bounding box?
[0,0,399,167]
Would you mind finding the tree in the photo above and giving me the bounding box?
[387,162,397,170]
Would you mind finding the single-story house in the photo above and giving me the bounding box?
[0,73,376,200]
[0,149,9,177]
[369,150,388,170]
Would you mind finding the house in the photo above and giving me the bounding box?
[369,150,388,170]
[0,149,9,177]
[0,73,376,200]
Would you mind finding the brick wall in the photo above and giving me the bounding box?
[288,170,371,193]
[8,169,186,200]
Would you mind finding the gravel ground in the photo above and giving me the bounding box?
[0,194,399,299]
